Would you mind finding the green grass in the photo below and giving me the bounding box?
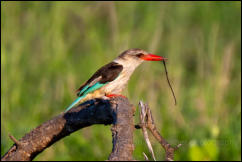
[1,1,241,161]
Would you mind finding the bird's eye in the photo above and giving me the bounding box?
[136,53,144,58]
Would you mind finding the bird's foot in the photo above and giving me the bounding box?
[106,94,127,98]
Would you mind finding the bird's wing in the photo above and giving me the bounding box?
[76,62,123,97]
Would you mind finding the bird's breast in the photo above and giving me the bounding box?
[102,69,133,94]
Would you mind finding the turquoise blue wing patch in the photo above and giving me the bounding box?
[83,82,106,95]
[78,85,89,96]
[78,82,106,97]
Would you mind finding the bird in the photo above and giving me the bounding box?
[65,48,166,112]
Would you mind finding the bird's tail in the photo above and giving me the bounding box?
[65,96,84,112]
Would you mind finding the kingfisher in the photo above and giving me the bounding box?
[65,48,166,112]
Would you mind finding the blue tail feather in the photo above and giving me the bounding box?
[65,82,105,112]
[65,96,85,112]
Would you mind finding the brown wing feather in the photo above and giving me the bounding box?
[76,62,123,96]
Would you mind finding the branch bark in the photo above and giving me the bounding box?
[108,97,135,161]
[1,97,134,161]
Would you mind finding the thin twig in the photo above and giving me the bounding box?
[139,101,156,161]
[143,152,149,161]
[8,133,22,147]
[162,60,177,105]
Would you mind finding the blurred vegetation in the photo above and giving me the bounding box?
[1,1,241,161]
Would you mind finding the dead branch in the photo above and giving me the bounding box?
[137,101,181,161]
[139,102,156,161]
[1,97,134,161]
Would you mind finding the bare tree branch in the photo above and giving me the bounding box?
[1,97,134,161]
[137,101,182,161]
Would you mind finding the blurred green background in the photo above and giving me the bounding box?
[1,1,241,161]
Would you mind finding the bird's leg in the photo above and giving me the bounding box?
[106,94,127,98]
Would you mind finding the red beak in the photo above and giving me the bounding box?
[140,54,167,61]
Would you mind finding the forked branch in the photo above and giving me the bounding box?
[137,101,181,161]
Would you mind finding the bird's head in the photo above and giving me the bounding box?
[114,48,166,67]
